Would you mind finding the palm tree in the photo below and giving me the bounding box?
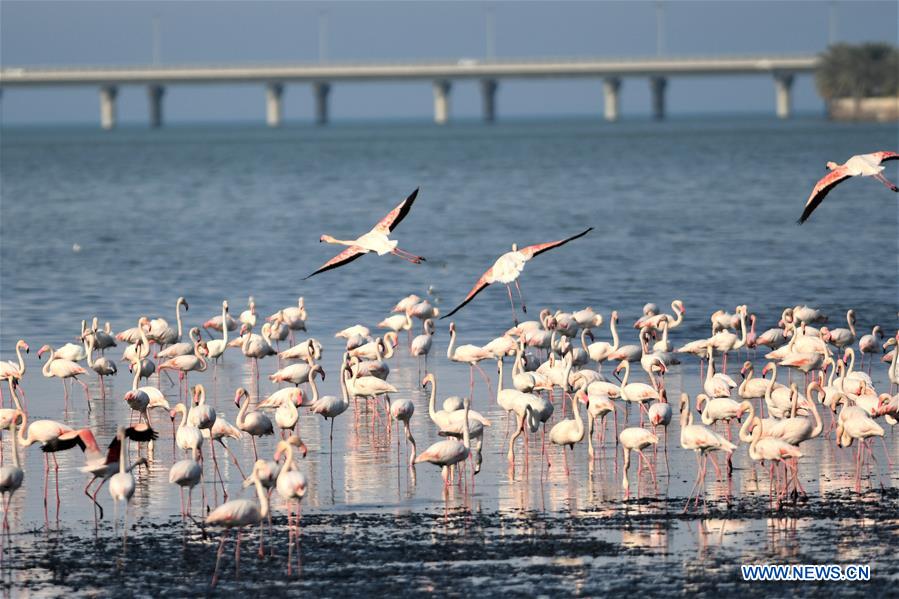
[816,43,899,118]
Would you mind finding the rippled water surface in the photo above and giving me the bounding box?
[0,117,897,593]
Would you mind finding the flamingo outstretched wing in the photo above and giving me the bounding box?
[875,151,899,163]
[441,266,496,319]
[373,188,419,234]
[797,167,851,224]
[518,227,594,260]
[304,245,366,280]
[125,423,158,442]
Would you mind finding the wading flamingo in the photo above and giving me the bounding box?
[37,344,91,411]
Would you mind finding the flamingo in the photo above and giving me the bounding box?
[239,296,258,331]
[620,427,658,498]
[240,323,277,378]
[0,340,28,405]
[858,325,883,369]
[820,309,857,349]
[389,396,417,467]
[207,460,271,587]
[155,327,201,360]
[148,296,189,348]
[279,338,322,362]
[305,188,424,278]
[582,386,617,458]
[309,365,350,450]
[442,227,593,324]
[797,151,898,223]
[647,389,673,455]
[170,403,204,461]
[747,417,803,502]
[107,427,143,543]
[836,410,886,493]
[636,300,686,332]
[581,310,620,367]
[614,359,662,421]
[445,322,494,399]
[549,386,585,475]
[169,456,202,518]
[205,301,231,364]
[415,397,472,487]
[0,415,24,530]
[234,387,274,459]
[378,312,412,336]
[269,298,307,343]
[84,336,117,398]
[679,394,736,511]
[158,334,208,398]
[37,344,91,411]
[703,346,736,398]
[79,427,153,520]
[410,319,435,366]
[274,437,308,563]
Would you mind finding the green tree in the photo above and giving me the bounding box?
[816,42,899,100]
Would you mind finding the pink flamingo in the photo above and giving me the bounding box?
[798,151,898,223]
[37,344,91,411]
[305,188,424,278]
[446,322,494,400]
[0,340,28,407]
[442,227,592,324]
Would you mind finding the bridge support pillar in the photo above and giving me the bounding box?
[266,82,284,127]
[650,76,666,120]
[603,77,621,122]
[433,80,451,125]
[774,73,794,119]
[313,82,330,125]
[481,79,498,123]
[99,85,118,130]
[147,85,165,128]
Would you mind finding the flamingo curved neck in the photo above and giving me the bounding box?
[13,342,27,375]
[221,304,229,345]
[806,383,823,437]
[609,315,619,351]
[765,364,778,398]
[17,411,29,446]
[118,431,128,472]
[446,327,457,360]
[254,475,269,519]
[131,354,141,391]
[175,299,185,341]
[426,378,438,421]
[738,401,756,442]
[669,302,684,327]
[41,347,56,378]
[84,337,95,369]
[5,380,23,413]
[236,395,248,427]
[619,361,630,388]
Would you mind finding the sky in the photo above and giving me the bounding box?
[1,1,897,125]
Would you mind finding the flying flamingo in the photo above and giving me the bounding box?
[305,188,424,278]
[37,344,91,412]
[797,151,898,223]
[207,460,271,587]
[442,227,592,324]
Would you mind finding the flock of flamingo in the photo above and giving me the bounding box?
[0,150,897,585]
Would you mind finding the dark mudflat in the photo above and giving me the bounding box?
[4,488,898,596]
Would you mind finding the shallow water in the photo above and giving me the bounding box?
[0,117,897,592]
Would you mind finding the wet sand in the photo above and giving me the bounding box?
[4,487,898,596]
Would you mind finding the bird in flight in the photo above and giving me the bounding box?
[798,151,898,224]
[442,227,593,324]
[305,188,425,279]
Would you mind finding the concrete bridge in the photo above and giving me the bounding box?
[0,54,819,129]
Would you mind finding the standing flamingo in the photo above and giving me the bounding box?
[207,460,271,587]
[389,396,417,466]
[620,427,658,498]
[442,227,592,324]
[0,340,28,406]
[446,322,494,400]
[798,151,898,223]
[0,415,24,530]
[234,387,274,459]
[305,188,424,278]
[37,344,91,411]
[415,397,472,488]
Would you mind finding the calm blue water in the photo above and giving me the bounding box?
[0,117,897,532]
